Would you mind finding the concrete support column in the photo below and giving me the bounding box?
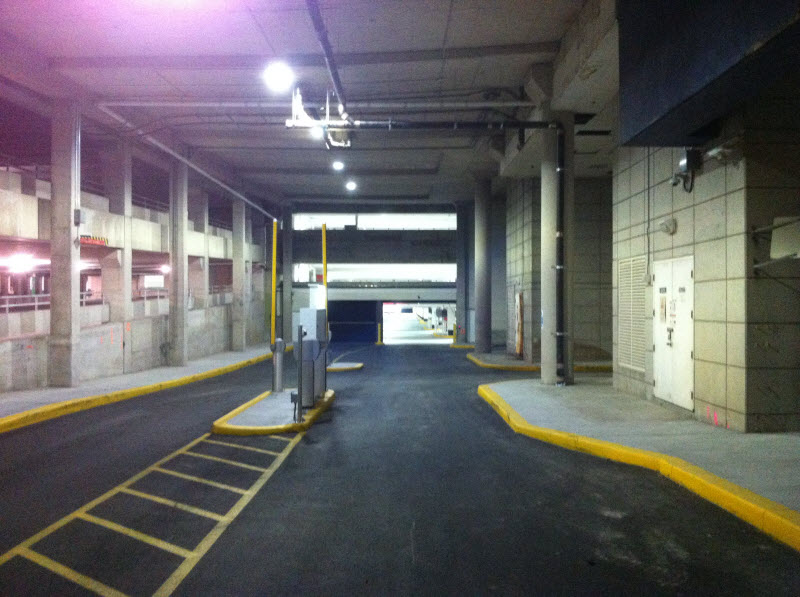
[455,202,471,344]
[540,114,575,384]
[188,188,209,309]
[232,199,247,350]
[474,178,492,354]
[49,101,82,387]
[281,210,293,342]
[169,161,189,365]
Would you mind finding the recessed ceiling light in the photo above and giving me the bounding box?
[345,180,357,192]
[261,61,295,93]
[160,264,172,274]
[310,126,324,140]
[332,160,345,171]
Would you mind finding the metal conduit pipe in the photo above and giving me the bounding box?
[305,0,351,120]
[555,124,566,383]
[98,100,537,111]
[287,119,553,131]
[98,105,278,221]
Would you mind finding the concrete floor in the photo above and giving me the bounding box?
[0,345,798,595]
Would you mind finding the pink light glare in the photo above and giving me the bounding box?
[160,264,172,274]
[0,254,50,273]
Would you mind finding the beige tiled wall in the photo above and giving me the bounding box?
[613,144,750,430]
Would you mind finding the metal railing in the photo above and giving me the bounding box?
[133,288,169,301]
[0,291,104,314]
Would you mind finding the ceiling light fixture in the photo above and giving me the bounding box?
[160,264,172,274]
[345,180,357,192]
[261,61,295,94]
[310,126,325,140]
[332,160,345,171]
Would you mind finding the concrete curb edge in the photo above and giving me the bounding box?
[467,352,612,373]
[0,346,294,435]
[477,383,800,553]
[327,363,364,372]
[212,389,336,436]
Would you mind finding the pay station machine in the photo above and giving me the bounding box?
[292,308,328,418]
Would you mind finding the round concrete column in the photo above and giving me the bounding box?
[474,178,492,354]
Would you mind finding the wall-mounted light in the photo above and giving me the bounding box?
[0,254,50,273]
[345,180,357,192]
[310,126,325,140]
[159,264,172,274]
[261,61,295,94]
[332,160,344,171]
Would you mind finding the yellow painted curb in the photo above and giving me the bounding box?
[478,384,800,553]
[467,352,542,372]
[0,346,293,436]
[449,344,475,350]
[327,363,364,372]
[432,333,453,339]
[212,389,336,436]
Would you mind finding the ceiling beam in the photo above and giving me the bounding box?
[50,42,560,70]
[237,166,440,176]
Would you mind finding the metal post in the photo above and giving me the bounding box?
[295,325,304,422]
[272,338,285,392]
[271,219,277,345]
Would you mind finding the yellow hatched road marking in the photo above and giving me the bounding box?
[202,438,280,456]
[77,513,193,559]
[0,434,211,568]
[19,548,128,597]
[119,488,224,522]
[182,451,269,472]
[153,432,304,596]
[152,467,248,494]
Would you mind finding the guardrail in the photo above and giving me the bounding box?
[134,288,168,301]
[0,291,104,314]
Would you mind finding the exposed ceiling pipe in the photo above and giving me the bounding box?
[98,105,278,221]
[287,118,555,132]
[97,99,537,112]
[305,0,352,121]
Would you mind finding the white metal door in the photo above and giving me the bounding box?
[653,257,694,410]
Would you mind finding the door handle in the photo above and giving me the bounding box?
[666,326,673,347]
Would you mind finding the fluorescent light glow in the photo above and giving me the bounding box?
[294,263,456,284]
[310,126,324,140]
[332,160,345,171]
[345,180,357,192]
[159,264,172,274]
[261,61,295,93]
[0,254,50,273]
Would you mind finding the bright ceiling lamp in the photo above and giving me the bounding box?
[159,264,172,274]
[332,160,345,171]
[345,180,357,192]
[261,61,295,93]
[0,254,50,273]
[310,126,325,140]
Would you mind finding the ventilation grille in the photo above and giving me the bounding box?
[618,256,647,371]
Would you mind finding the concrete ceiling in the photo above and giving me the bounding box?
[0,0,616,212]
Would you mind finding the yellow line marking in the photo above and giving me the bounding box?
[0,352,278,435]
[77,513,193,558]
[326,363,364,372]
[202,438,280,456]
[153,432,305,596]
[19,548,127,597]
[266,434,292,442]
[449,343,474,349]
[210,389,272,429]
[182,451,269,472]
[0,434,210,568]
[152,467,248,495]
[477,384,800,554]
[119,488,224,522]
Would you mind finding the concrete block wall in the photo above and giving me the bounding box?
[79,322,124,381]
[740,96,800,431]
[0,335,48,391]
[129,316,169,373]
[505,177,612,362]
[505,178,540,360]
[187,305,231,360]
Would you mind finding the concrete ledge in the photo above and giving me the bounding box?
[467,352,541,371]
[467,352,612,372]
[212,389,335,436]
[0,347,293,435]
[327,362,364,372]
[478,384,800,554]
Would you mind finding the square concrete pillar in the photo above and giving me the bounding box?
[456,202,472,344]
[188,187,209,308]
[474,178,492,353]
[169,161,189,365]
[232,199,247,350]
[281,210,293,342]
[48,101,81,387]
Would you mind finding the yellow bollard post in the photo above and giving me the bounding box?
[375,322,384,345]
